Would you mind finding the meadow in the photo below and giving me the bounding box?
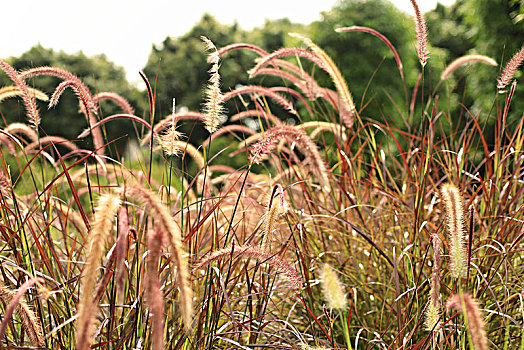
[0,0,523,349]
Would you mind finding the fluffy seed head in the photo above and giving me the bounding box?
[92,91,134,115]
[117,178,193,328]
[0,85,48,103]
[0,279,45,347]
[116,206,129,296]
[441,183,466,278]
[159,125,183,156]
[0,169,11,197]
[4,123,39,142]
[76,193,122,350]
[425,233,441,331]
[146,228,166,350]
[447,294,488,350]
[159,97,184,156]
[223,85,296,115]
[425,302,440,332]
[321,264,347,310]
[441,54,497,81]
[0,59,40,128]
[249,124,330,188]
[409,0,430,67]
[195,244,302,291]
[261,184,288,251]
[497,45,524,92]
[201,36,224,133]
[289,33,356,128]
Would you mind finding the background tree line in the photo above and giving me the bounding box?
[1,0,523,154]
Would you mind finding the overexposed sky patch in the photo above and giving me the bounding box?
[1,0,455,81]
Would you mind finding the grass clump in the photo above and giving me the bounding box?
[0,2,523,348]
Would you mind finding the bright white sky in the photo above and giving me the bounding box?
[1,0,455,82]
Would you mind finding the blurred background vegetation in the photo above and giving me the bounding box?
[1,0,523,154]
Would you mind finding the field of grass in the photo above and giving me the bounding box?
[0,2,523,349]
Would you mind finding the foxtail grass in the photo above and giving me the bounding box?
[249,124,330,188]
[289,33,356,128]
[497,45,524,91]
[409,0,429,67]
[0,85,48,103]
[140,111,206,146]
[248,47,328,76]
[217,42,269,57]
[25,135,79,152]
[441,183,466,279]
[447,293,488,350]
[0,59,40,128]
[3,123,39,142]
[75,193,122,350]
[93,91,135,114]
[117,177,193,328]
[159,99,184,156]
[425,232,441,331]
[336,26,405,81]
[320,264,347,310]
[0,169,11,197]
[201,36,224,133]
[0,278,45,347]
[20,66,96,112]
[261,184,287,251]
[154,141,206,170]
[222,85,297,115]
[116,206,129,296]
[146,227,166,350]
[195,244,302,291]
[20,66,104,154]
[440,54,497,81]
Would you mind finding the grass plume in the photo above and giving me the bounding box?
[440,54,497,80]
[159,98,184,156]
[75,193,122,350]
[201,36,224,133]
[425,232,441,331]
[409,0,429,67]
[3,123,39,142]
[441,183,467,279]
[0,278,45,347]
[336,26,405,81]
[0,85,48,103]
[0,59,40,127]
[117,177,193,328]
[446,294,488,350]
[261,184,287,251]
[195,244,302,292]
[289,33,356,128]
[497,45,524,91]
[320,264,347,310]
[146,228,166,350]
[249,124,330,188]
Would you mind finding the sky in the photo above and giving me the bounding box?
[1,0,456,82]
